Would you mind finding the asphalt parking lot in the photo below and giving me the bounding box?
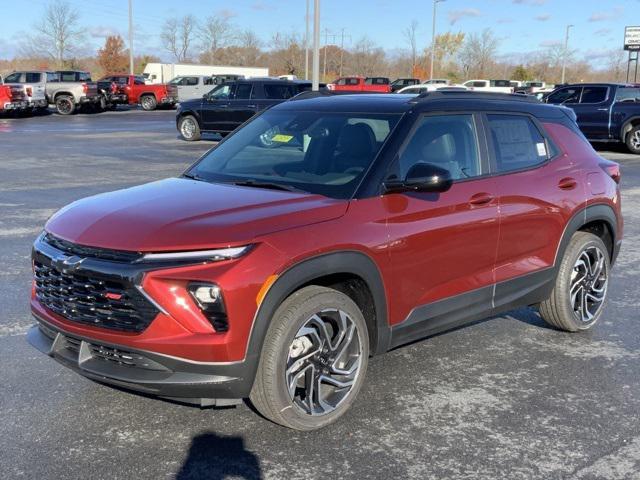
[1,108,639,480]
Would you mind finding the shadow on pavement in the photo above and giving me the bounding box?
[176,432,262,480]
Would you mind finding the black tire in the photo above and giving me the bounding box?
[140,94,157,111]
[55,95,75,115]
[625,125,640,154]
[250,286,369,430]
[539,232,610,332]
[178,115,201,141]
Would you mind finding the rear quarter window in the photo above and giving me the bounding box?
[487,114,550,173]
[580,86,608,104]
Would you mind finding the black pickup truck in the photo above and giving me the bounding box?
[545,82,640,153]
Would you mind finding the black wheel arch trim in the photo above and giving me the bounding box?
[243,250,391,385]
[555,203,619,266]
[619,116,640,140]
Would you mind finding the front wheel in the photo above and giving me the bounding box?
[178,115,201,141]
[539,232,610,332]
[140,95,157,111]
[250,286,369,430]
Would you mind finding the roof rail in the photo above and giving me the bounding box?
[288,89,370,102]
[411,90,541,103]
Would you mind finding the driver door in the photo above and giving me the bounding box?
[382,113,500,334]
[201,84,235,132]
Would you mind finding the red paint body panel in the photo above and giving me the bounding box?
[32,116,623,364]
[327,77,392,93]
[100,74,176,105]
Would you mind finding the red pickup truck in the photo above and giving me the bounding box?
[327,76,391,93]
[0,83,28,114]
[97,74,178,110]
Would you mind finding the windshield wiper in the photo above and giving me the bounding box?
[232,180,305,193]
[182,172,206,181]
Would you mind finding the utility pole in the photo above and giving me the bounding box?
[430,0,444,80]
[561,24,573,84]
[128,0,134,74]
[323,28,330,80]
[312,0,320,91]
[339,28,351,77]
[305,0,310,80]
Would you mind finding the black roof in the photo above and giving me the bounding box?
[560,82,633,88]
[275,90,570,119]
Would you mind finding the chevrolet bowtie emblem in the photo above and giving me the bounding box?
[53,255,85,272]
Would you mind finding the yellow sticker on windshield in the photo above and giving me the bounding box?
[271,134,293,143]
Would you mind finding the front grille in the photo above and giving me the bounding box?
[44,233,141,263]
[88,343,163,370]
[34,261,158,333]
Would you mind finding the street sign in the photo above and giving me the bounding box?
[624,26,640,51]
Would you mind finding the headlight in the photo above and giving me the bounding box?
[137,245,252,263]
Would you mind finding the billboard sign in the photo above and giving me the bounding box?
[625,26,640,51]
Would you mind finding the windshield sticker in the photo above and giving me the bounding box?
[271,134,294,143]
[536,142,547,157]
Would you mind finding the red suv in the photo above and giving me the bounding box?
[28,92,623,430]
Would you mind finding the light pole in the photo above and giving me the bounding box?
[128,0,134,74]
[561,24,573,84]
[430,0,445,80]
[312,0,320,91]
[305,0,310,80]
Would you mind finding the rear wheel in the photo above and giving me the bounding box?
[626,125,640,154]
[178,115,201,141]
[250,286,369,430]
[55,95,75,115]
[539,232,610,332]
[140,95,157,111]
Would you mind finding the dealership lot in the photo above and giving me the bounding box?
[1,109,639,479]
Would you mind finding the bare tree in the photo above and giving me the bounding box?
[349,37,385,76]
[270,33,303,75]
[22,0,85,67]
[458,28,498,78]
[199,11,235,63]
[403,20,419,77]
[161,15,197,62]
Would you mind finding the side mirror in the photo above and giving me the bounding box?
[384,163,453,194]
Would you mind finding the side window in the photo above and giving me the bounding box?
[185,77,198,86]
[264,84,293,99]
[547,87,581,104]
[580,86,608,104]
[204,77,213,85]
[210,84,233,99]
[395,114,481,181]
[47,72,59,82]
[134,76,146,85]
[487,114,548,173]
[615,87,640,103]
[79,72,91,82]
[347,78,359,85]
[5,72,22,82]
[336,78,346,85]
[234,83,252,99]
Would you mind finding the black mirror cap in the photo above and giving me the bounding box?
[384,163,453,194]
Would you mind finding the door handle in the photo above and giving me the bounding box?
[558,177,577,190]
[246,104,257,108]
[469,192,494,206]
[597,108,609,111]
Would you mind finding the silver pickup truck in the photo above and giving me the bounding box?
[1,72,48,113]
[4,70,101,115]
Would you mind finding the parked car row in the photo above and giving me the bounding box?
[0,70,179,116]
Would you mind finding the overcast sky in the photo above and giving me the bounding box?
[0,0,633,64]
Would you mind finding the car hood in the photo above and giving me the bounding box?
[45,178,348,252]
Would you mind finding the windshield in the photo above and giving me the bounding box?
[186,109,401,199]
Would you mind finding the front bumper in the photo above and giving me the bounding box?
[27,316,253,405]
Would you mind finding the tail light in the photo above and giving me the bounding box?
[26,87,33,97]
[600,160,621,184]
[82,83,88,94]
[110,82,117,94]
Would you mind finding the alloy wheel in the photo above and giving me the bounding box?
[631,130,640,150]
[285,308,363,416]
[569,246,608,323]
[180,118,196,139]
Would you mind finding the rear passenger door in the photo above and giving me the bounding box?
[573,86,611,140]
[225,82,257,130]
[487,113,585,304]
[383,113,500,331]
